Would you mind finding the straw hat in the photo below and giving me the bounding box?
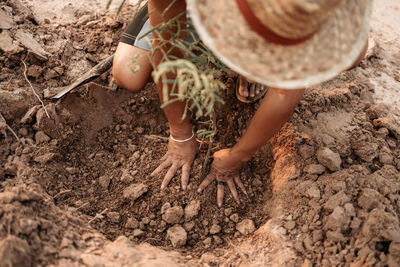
[187,0,372,89]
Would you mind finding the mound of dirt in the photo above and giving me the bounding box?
[1,0,400,266]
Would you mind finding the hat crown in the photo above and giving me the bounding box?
[248,0,343,39]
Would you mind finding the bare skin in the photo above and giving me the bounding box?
[114,0,368,206]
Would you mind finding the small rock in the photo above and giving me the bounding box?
[18,128,28,137]
[298,145,314,160]
[167,225,187,247]
[122,183,148,201]
[213,236,222,245]
[303,164,326,175]
[163,206,184,224]
[312,230,323,243]
[125,218,139,229]
[209,224,221,235]
[230,213,239,223]
[98,175,111,190]
[224,208,232,217]
[358,188,382,211]
[184,200,200,221]
[306,185,321,199]
[161,202,171,214]
[183,221,195,232]
[379,146,393,165]
[120,169,135,183]
[203,237,212,246]
[33,153,55,164]
[317,147,341,171]
[142,217,150,225]
[107,212,120,223]
[236,219,255,235]
[133,229,144,237]
[284,221,296,230]
[35,131,50,144]
[326,206,349,231]
[200,252,218,265]
[65,167,79,175]
[324,191,350,212]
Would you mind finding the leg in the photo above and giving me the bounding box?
[112,42,152,92]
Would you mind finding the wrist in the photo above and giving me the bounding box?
[229,146,252,163]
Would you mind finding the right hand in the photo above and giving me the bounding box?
[151,137,199,190]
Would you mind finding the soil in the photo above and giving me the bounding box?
[1,0,400,266]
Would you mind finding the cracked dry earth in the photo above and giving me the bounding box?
[1,0,400,266]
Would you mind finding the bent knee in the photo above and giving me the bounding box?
[112,57,150,92]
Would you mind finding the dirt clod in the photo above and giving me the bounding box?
[163,206,184,224]
[122,183,148,201]
[236,219,255,236]
[316,147,341,171]
[167,225,187,247]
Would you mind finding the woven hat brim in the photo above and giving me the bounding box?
[187,0,372,89]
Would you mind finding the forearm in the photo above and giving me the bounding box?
[231,87,304,162]
[149,0,192,138]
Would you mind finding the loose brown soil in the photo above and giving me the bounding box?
[1,0,400,266]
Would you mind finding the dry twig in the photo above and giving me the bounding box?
[88,208,108,225]
[21,59,50,118]
[0,112,20,142]
[53,189,72,199]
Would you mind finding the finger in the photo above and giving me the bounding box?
[160,153,168,161]
[217,182,224,207]
[249,83,256,98]
[151,158,172,176]
[227,179,240,204]
[239,77,248,97]
[197,173,215,193]
[181,164,190,190]
[161,163,179,189]
[234,175,247,195]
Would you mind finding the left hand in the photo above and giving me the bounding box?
[197,148,247,207]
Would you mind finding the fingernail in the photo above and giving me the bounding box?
[236,200,240,204]
[197,188,202,193]
[182,186,187,191]
[218,202,222,208]
[160,185,165,190]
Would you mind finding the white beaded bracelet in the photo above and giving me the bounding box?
[170,131,195,143]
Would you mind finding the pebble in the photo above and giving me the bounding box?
[142,217,150,225]
[229,213,239,223]
[167,225,187,247]
[98,175,111,190]
[107,212,120,223]
[203,237,212,247]
[35,131,50,144]
[209,224,221,235]
[306,185,321,199]
[358,188,382,211]
[184,200,200,221]
[224,208,232,217]
[183,221,195,232]
[236,219,255,235]
[122,183,148,201]
[120,169,135,183]
[284,221,296,230]
[213,236,222,245]
[33,153,55,164]
[133,229,144,237]
[317,147,342,171]
[303,164,326,175]
[324,191,350,212]
[161,202,171,214]
[18,128,28,137]
[125,218,139,229]
[162,206,184,224]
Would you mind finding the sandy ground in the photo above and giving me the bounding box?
[1,0,400,266]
